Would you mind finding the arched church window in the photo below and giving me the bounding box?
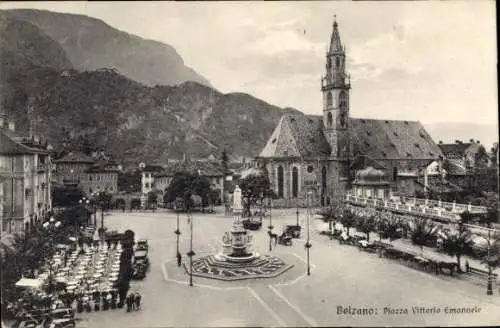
[292,167,298,198]
[277,165,284,198]
[339,91,348,108]
[335,57,340,68]
[327,112,333,129]
[321,166,327,193]
[326,92,333,108]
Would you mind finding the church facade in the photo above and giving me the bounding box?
[256,18,443,207]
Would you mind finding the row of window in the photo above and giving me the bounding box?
[64,174,117,181]
[88,186,114,194]
[326,90,348,108]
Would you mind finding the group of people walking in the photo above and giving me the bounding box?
[125,292,142,312]
[73,289,142,313]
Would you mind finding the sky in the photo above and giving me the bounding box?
[1,1,498,125]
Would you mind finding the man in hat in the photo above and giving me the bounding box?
[177,252,182,267]
[110,289,117,309]
[125,293,133,313]
[134,292,141,311]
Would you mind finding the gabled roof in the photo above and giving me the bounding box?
[259,115,331,159]
[0,130,50,155]
[55,152,95,163]
[350,118,442,160]
[439,143,477,158]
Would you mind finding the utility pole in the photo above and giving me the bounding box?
[187,210,195,287]
[305,191,312,276]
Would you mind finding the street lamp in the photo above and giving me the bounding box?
[174,204,181,266]
[296,202,300,227]
[79,197,90,228]
[43,218,61,293]
[487,225,493,295]
[187,211,195,286]
[268,196,273,252]
[305,191,312,276]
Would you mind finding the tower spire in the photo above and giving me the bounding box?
[330,15,343,53]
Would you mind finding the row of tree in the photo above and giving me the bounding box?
[319,203,500,272]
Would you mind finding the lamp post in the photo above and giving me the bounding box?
[305,191,312,276]
[487,225,493,295]
[174,205,181,266]
[296,202,300,227]
[268,196,273,252]
[43,218,61,294]
[187,211,195,287]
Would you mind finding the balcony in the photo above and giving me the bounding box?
[345,193,488,223]
[321,74,350,90]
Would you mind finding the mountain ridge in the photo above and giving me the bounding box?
[5,8,212,88]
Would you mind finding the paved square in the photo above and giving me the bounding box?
[77,209,500,327]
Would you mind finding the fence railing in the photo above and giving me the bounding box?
[399,196,487,214]
[344,194,471,223]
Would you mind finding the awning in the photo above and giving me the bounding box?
[15,278,44,289]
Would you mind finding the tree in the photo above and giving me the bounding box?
[221,149,229,176]
[239,172,271,217]
[408,218,440,255]
[191,175,211,207]
[51,185,86,207]
[356,210,377,242]
[340,208,357,236]
[379,213,405,243]
[440,227,473,272]
[164,171,212,211]
[147,190,158,208]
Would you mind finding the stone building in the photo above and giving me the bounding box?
[54,152,119,195]
[1,114,53,234]
[256,18,443,207]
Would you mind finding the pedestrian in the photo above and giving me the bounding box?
[125,293,133,313]
[465,260,470,272]
[177,252,182,267]
[110,289,117,309]
[134,292,141,311]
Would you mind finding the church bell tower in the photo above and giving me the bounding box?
[322,17,351,161]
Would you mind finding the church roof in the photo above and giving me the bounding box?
[259,115,442,162]
[349,118,442,160]
[258,114,331,159]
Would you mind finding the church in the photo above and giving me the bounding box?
[256,18,443,207]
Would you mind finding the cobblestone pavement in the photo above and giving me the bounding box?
[76,208,500,327]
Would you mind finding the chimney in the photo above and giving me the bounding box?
[8,121,15,131]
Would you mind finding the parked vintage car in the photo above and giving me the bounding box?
[242,218,262,230]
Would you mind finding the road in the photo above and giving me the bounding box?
[77,208,500,327]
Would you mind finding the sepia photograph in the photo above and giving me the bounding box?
[0,1,498,327]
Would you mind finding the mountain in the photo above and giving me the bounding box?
[424,122,499,150]
[1,67,299,164]
[5,9,211,88]
[0,11,73,115]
